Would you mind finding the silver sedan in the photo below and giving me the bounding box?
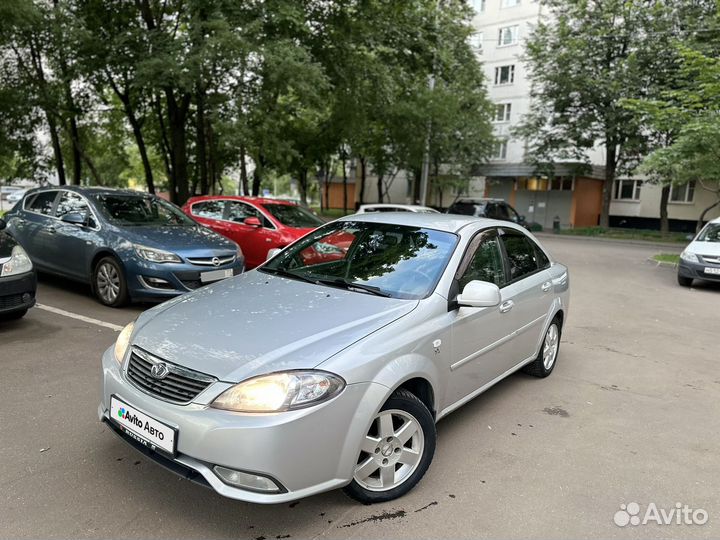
[99,213,569,504]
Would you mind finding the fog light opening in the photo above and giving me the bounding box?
[213,465,284,493]
[140,276,174,290]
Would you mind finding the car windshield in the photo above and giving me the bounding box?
[449,201,486,216]
[697,223,720,242]
[95,194,193,226]
[261,221,458,300]
[262,203,325,228]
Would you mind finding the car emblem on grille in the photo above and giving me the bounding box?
[212,257,221,267]
[150,363,169,380]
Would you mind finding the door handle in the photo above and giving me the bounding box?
[499,300,514,313]
[541,281,552,292]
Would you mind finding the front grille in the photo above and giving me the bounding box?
[699,255,720,265]
[126,349,216,404]
[0,293,30,310]
[186,255,236,266]
[178,278,203,290]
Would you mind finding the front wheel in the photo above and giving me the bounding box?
[677,274,693,287]
[343,389,436,504]
[93,257,129,307]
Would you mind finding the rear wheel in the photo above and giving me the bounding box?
[523,318,561,378]
[677,274,693,287]
[343,389,435,504]
[93,257,128,307]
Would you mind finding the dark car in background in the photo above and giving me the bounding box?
[447,198,527,227]
[0,218,36,320]
[3,187,244,307]
[183,196,325,268]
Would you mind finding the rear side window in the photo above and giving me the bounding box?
[27,191,58,216]
[56,191,98,228]
[191,200,225,220]
[448,202,485,216]
[501,232,544,281]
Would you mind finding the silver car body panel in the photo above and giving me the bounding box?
[100,213,569,503]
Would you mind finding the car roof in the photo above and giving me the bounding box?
[360,203,435,210]
[452,198,504,203]
[338,211,512,234]
[26,186,149,197]
[186,195,297,206]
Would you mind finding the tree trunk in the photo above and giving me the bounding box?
[358,156,366,205]
[252,154,265,196]
[127,111,155,194]
[600,143,617,228]
[165,89,190,205]
[195,82,209,195]
[342,155,348,214]
[68,117,82,185]
[377,173,384,203]
[47,114,66,186]
[298,168,308,206]
[659,184,670,236]
[697,199,720,233]
[413,169,421,204]
[239,145,249,196]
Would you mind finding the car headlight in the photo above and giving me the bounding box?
[211,371,345,413]
[313,242,343,255]
[235,243,244,261]
[114,321,135,364]
[135,245,182,264]
[680,250,698,263]
[0,245,33,277]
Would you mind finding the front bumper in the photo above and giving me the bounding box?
[126,258,245,300]
[678,258,720,282]
[0,270,36,314]
[99,347,388,503]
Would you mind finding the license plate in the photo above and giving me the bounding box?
[704,267,720,275]
[200,268,233,283]
[110,395,176,456]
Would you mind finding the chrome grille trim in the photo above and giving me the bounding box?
[699,255,720,265]
[126,347,216,404]
[186,255,236,266]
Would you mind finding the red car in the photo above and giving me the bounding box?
[183,196,326,269]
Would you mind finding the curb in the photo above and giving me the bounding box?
[646,258,678,270]
[534,232,686,251]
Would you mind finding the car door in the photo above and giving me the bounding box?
[225,201,280,268]
[187,199,229,236]
[51,190,102,280]
[16,190,60,271]
[447,228,515,405]
[496,228,555,365]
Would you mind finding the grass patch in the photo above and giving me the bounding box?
[652,253,680,264]
[559,226,689,243]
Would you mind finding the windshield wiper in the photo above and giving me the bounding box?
[259,267,319,285]
[315,278,393,298]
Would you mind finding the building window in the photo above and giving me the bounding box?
[501,0,521,7]
[498,25,519,46]
[670,181,696,203]
[614,179,643,201]
[516,177,549,191]
[491,140,508,160]
[471,0,486,13]
[493,103,511,122]
[550,177,574,191]
[469,32,483,54]
[494,65,515,85]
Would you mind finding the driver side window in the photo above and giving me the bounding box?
[458,233,505,290]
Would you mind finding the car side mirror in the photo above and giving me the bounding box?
[244,217,262,227]
[266,247,282,261]
[456,280,501,308]
[61,212,87,226]
[0,218,6,231]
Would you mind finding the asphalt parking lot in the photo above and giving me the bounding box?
[1,236,718,539]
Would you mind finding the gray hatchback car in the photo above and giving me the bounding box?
[100,213,569,504]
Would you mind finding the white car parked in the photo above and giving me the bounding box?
[356,203,439,214]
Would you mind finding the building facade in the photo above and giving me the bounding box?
[469,0,719,230]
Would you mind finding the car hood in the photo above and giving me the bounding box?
[688,240,720,257]
[118,225,236,255]
[132,270,418,382]
[0,231,17,259]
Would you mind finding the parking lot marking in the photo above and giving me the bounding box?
[36,303,124,332]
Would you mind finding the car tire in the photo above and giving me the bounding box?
[677,275,693,287]
[93,256,129,307]
[343,389,436,504]
[522,317,562,378]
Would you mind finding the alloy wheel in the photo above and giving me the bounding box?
[543,323,559,370]
[96,262,120,304]
[353,409,424,492]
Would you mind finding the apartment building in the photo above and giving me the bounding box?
[470,0,719,231]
